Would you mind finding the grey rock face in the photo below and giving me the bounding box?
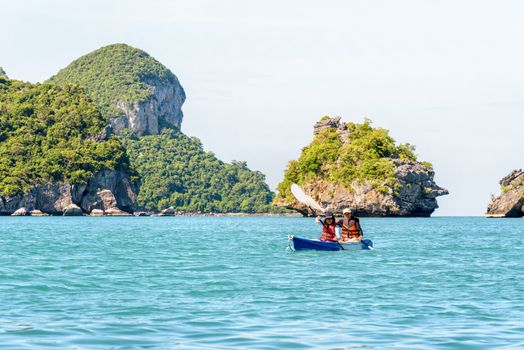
[110,78,185,136]
[1,195,36,215]
[391,160,449,216]
[314,116,342,135]
[486,169,524,217]
[79,170,137,213]
[0,67,7,78]
[0,170,138,215]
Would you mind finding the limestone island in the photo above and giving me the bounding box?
[274,117,448,217]
[486,169,524,218]
[0,44,274,216]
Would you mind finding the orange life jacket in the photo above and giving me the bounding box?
[320,223,337,242]
[341,217,361,239]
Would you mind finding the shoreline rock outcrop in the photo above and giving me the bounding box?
[0,170,137,216]
[486,169,524,218]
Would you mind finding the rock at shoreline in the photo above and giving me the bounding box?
[105,207,132,216]
[90,209,105,216]
[133,211,149,216]
[63,204,83,216]
[159,207,176,216]
[30,209,49,216]
[486,169,524,218]
[11,207,28,216]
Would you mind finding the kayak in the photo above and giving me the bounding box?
[288,235,373,251]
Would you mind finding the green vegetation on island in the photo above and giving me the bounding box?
[276,118,429,201]
[121,129,274,213]
[0,77,130,197]
[48,44,182,119]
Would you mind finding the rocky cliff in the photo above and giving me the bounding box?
[111,77,185,136]
[275,117,448,217]
[48,44,185,136]
[0,67,7,78]
[0,170,137,215]
[486,169,524,217]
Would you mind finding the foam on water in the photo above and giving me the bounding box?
[0,216,523,349]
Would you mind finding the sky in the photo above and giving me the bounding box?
[2,0,523,215]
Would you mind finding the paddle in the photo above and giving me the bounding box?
[290,184,345,250]
[290,184,324,215]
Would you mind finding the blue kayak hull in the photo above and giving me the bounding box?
[289,235,373,251]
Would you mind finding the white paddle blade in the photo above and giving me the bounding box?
[304,196,324,213]
[290,183,325,213]
[290,184,308,203]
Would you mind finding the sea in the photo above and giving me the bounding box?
[0,216,523,349]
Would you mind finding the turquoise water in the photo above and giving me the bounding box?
[0,216,523,349]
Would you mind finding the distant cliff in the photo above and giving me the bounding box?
[48,44,185,136]
[486,169,524,217]
[274,117,448,217]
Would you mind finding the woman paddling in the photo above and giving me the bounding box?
[316,211,341,242]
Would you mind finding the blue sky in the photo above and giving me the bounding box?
[2,0,523,215]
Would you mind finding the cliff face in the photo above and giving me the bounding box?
[0,67,7,78]
[0,170,138,215]
[48,44,186,137]
[486,169,524,217]
[275,117,448,217]
[111,77,185,136]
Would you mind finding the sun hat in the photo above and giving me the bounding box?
[324,211,334,218]
[343,208,352,214]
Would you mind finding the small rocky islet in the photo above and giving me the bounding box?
[274,116,449,217]
[486,169,524,218]
[0,43,478,217]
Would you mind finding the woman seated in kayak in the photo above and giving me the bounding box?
[339,208,363,242]
[316,211,341,242]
